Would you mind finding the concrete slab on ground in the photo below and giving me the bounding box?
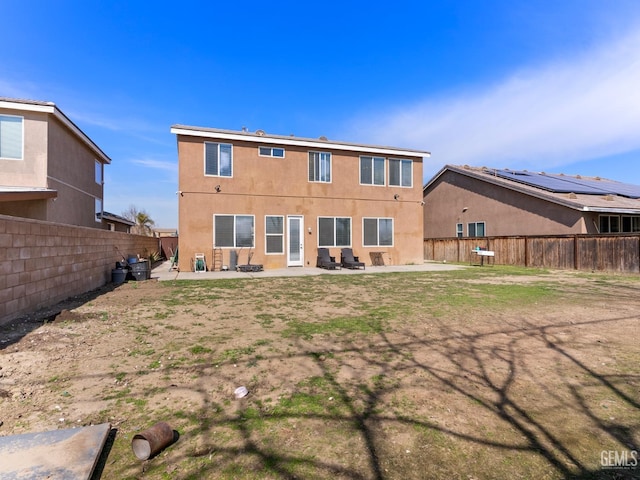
[151,260,464,281]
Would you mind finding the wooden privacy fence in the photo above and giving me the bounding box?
[424,235,640,273]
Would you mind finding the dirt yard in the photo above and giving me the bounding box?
[0,267,639,479]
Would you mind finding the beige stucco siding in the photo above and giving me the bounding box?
[45,116,104,227]
[177,135,424,270]
[0,110,48,187]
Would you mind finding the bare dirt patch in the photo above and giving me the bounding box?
[1,268,639,479]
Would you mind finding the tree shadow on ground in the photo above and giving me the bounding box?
[108,312,639,479]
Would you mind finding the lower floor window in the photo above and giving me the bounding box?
[214,214,254,247]
[318,217,351,247]
[456,223,463,238]
[95,198,102,223]
[265,216,284,254]
[468,221,486,237]
[600,215,640,233]
[363,218,393,246]
[623,216,640,232]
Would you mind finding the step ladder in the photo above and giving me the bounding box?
[212,248,223,271]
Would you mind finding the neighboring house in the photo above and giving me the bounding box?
[423,165,640,238]
[0,97,111,228]
[153,228,178,238]
[170,125,430,271]
[97,211,135,233]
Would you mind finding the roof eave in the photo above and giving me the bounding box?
[170,125,430,159]
[0,98,112,164]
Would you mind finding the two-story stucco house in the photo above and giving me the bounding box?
[0,97,111,228]
[170,125,430,271]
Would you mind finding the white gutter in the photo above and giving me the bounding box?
[0,99,112,164]
[170,126,430,159]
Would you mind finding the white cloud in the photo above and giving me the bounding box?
[131,158,178,174]
[351,25,640,177]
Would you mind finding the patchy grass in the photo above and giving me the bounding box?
[2,266,639,480]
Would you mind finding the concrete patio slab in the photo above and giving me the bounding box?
[151,260,464,282]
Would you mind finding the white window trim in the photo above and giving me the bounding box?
[265,215,284,255]
[317,216,352,248]
[204,142,233,178]
[308,151,332,183]
[467,221,486,237]
[359,156,386,186]
[95,198,102,223]
[0,114,24,161]
[389,158,413,188]
[258,146,285,158]
[95,159,103,185]
[362,217,394,247]
[213,214,255,248]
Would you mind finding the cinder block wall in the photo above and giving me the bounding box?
[0,214,160,325]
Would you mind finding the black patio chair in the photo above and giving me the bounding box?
[340,248,365,269]
[316,248,341,269]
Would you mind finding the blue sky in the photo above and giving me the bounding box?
[3,1,640,228]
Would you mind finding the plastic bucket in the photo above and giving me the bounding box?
[112,268,127,285]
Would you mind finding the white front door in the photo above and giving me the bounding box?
[287,216,304,267]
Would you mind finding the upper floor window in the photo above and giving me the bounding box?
[309,151,331,183]
[468,222,486,237]
[389,158,412,187]
[318,217,351,247]
[259,146,285,158]
[363,218,393,246]
[0,114,23,160]
[360,156,385,186]
[205,142,232,177]
[95,160,102,184]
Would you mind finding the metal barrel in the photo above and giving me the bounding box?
[131,422,175,460]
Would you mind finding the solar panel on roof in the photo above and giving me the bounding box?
[493,170,640,198]
[494,170,606,194]
[548,175,640,199]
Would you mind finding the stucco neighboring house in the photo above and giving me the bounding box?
[153,228,178,238]
[0,97,111,228]
[170,125,430,271]
[423,165,640,238]
[97,211,135,233]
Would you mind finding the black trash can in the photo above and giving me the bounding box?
[112,268,127,285]
[130,260,150,281]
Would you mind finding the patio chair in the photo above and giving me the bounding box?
[341,248,365,270]
[316,248,341,269]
